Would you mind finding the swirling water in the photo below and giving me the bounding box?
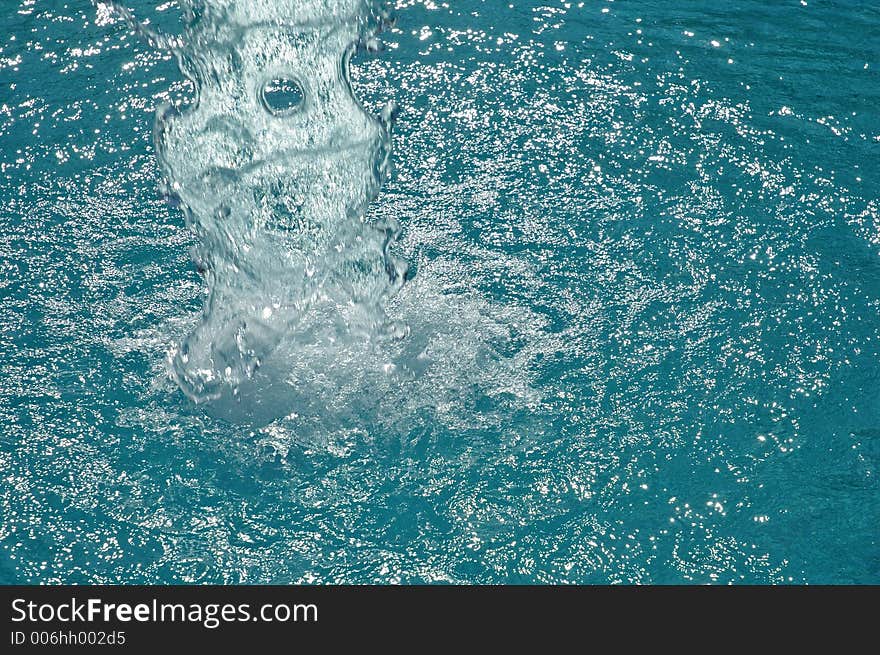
[1,0,878,584]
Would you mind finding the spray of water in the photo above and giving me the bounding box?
[103,1,413,423]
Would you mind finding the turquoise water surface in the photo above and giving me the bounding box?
[1,0,878,584]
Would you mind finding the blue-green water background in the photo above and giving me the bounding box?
[1,0,878,583]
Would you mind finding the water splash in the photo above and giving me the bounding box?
[105,1,409,423]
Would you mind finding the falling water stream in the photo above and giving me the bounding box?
[110,1,408,424]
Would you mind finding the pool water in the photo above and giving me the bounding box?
[1,0,878,584]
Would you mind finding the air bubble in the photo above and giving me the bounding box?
[261,77,305,115]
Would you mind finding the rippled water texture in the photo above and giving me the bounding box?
[1,1,879,583]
